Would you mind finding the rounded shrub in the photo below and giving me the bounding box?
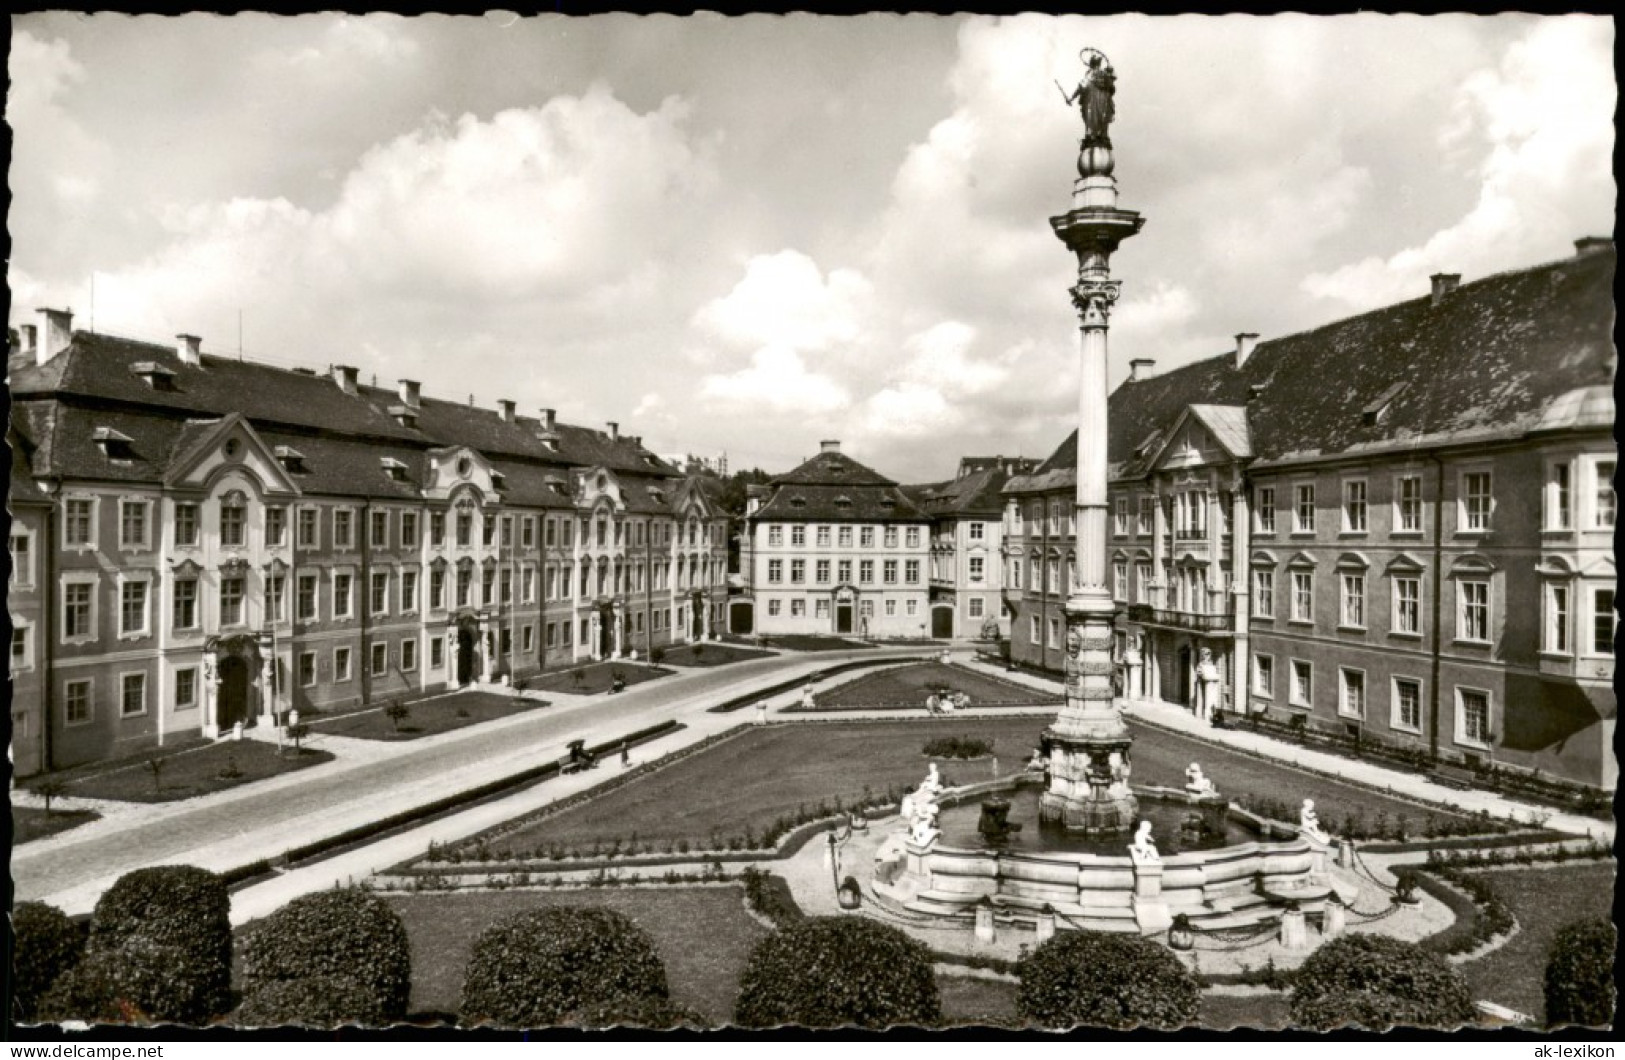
[1290,934,1476,1030]
[11,901,86,1023]
[240,888,412,1021]
[1544,917,1616,1028]
[237,976,387,1029]
[1017,929,1198,1030]
[37,937,217,1025]
[88,865,232,1023]
[561,992,708,1030]
[734,916,940,1029]
[459,907,668,1028]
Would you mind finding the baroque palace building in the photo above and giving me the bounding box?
[906,456,1038,640]
[6,316,728,776]
[1004,238,1616,789]
[738,441,931,638]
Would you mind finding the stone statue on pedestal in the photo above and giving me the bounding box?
[1195,646,1222,723]
[1058,49,1117,149]
[1129,820,1159,862]
[1299,799,1330,844]
[1185,762,1217,797]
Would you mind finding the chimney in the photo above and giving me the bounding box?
[1429,273,1460,307]
[499,399,516,423]
[820,439,841,454]
[1574,236,1613,258]
[538,407,557,433]
[19,324,37,356]
[1234,332,1259,369]
[332,364,359,395]
[176,333,202,367]
[36,308,74,367]
[1128,358,1155,383]
[398,379,421,408]
[607,421,619,442]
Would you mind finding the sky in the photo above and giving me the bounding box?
[7,13,1616,482]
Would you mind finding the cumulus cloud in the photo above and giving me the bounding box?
[7,31,110,255]
[700,346,850,414]
[692,251,871,354]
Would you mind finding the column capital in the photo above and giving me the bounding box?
[1070,278,1122,327]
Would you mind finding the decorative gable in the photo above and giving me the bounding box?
[163,413,300,497]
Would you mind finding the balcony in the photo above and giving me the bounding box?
[1125,603,1235,635]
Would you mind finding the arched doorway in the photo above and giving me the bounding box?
[457,625,478,686]
[218,655,251,729]
[931,606,954,639]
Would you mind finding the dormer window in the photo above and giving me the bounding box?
[491,471,508,492]
[388,405,418,429]
[1361,382,1407,427]
[880,497,897,509]
[129,362,177,391]
[94,427,137,462]
[548,481,570,498]
[835,495,853,509]
[274,445,307,474]
[643,455,659,467]
[539,435,561,452]
[789,496,807,509]
[381,457,410,483]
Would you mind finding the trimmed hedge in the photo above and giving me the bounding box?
[734,917,940,1029]
[1016,930,1198,1030]
[1290,935,1476,1030]
[240,889,412,1021]
[11,902,86,1023]
[1544,918,1617,1029]
[62,866,233,1024]
[459,907,668,1028]
[236,975,386,1029]
[561,993,708,1030]
[921,735,994,760]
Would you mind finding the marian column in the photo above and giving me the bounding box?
[1040,49,1146,834]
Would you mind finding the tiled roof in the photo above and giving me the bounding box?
[912,466,1017,517]
[752,483,927,523]
[771,450,896,487]
[8,425,50,508]
[1187,405,1253,460]
[1011,245,1615,490]
[255,429,426,500]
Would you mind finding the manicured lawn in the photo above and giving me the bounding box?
[473,717,1488,857]
[758,635,874,652]
[13,806,101,844]
[937,974,1022,1027]
[521,660,673,695]
[381,887,771,1024]
[1460,861,1617,1026]
[657,643,777,667]
[46,739,333,803]
[1199,990,1292,1030]
[802,661,1063,711]
[308,690,548,741]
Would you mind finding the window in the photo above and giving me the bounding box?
[815,598,830,619]
[861,527,875,548]
[335,647,353,682]
[176,503,202,547]
[1137,497,1154,536]
[1392,677,1422,733]
[296,508,317,548]
[296,575,317,622]
[768,526,783,547]
[371,572,390,615]
[884,527,898,548]
[1135,561,1151,604]
[63,581,95,640]
[367,510,387,549]
[1293,484,1315,533]
[431,512,447,547]
[402,570,419,613]
[767,559,783,584]
[11,624,31,673]
[1548,462,1572,530]
[175,668,198,709]
[482,567,496,605]
[1255,487,1276,534]
[791,599,806,618]
[456,511,473,548]
[9,531,33,589]
[1457,688,1491,746]
[1030,615,1041,643]
[838,526,853,547]
[1458,580,1489,643]
[1114,497,1129,536]
[1253,654,1274,697]
[968,597,985,618]
[1462,471,1492,531]
[334,573,354,619]
[791,526,805,547]
[884,560,898,585]
[838,560,852,584]
[1113,560,1128,602]
[860,600,874,619]
[1594,460,1615,529]
[906,527,921,548]
[1396,475,1423,533]
[816,560,831,584]
[860,560,874,584]
[906,599,918,617]
[485,517,499,549]
[221,497,246,548]
[220,577,246,626]
[334,509,354,549]
[1291,571,1314,623]
[1591,588,1615,655]
[267,575,285,623]
[521,567,534,603]
[371,642,388,676]
[816,525,830,547]
[1290,659,1312,708]
[265,506,287,548]
[120,500,149,549]
[905,560,920,584]
[1342,480,1367,533]
[1048,617,1060,648]
[64,498,94,547]
[121,672,146,717]
[65,679,92,725]
[970,556,985,583]
[969,522,985,542]
[1339,668,1365,718]
[885,599,896,618]
[790,560,805,584]
[430,569,446,610]
[767,599,782,617]
[430,638,445,670]
[1545,583,1570,654]
[522,625,534,653]
[1393,576,1421,636]
[1340,573,1365,628]
[1253,570,1275,619]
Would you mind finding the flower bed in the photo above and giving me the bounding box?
[794,661,1063,712]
